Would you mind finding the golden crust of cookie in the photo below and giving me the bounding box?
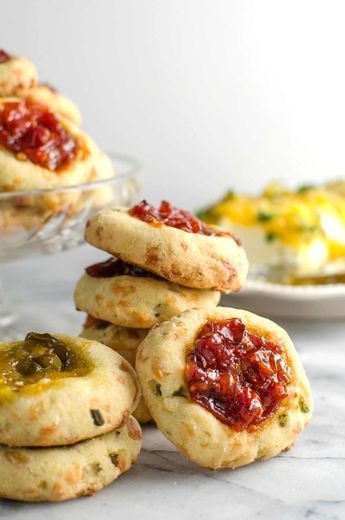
[0,166,114,239]
[0,200,52,236]
[0,98,113,192]
[17,83,82,126]
[74,271,221,328]
[0,55,37,96]
[131,396,152,424]
[0,416,142,502]
[85,208,248,292]
[80,321,152,424]
[80,320,147,364]
[0,335,141,447]
[136,307,313,469]
[89,149,114,182]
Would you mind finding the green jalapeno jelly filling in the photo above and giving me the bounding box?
[0,332,89,390]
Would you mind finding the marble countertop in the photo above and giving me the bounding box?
[0,246,344,520]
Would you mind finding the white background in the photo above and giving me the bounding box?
[2,0,345,209]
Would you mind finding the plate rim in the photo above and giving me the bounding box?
[244,278,345,298]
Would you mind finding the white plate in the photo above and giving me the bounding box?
[221,279,345,320]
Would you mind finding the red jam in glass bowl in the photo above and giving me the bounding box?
[0,100,78,171]
[86,257,158,279]
[0,50,10,64]
[186,318,291,431]
[129,200,234,238]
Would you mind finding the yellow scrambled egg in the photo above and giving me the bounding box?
[202,182,345,267]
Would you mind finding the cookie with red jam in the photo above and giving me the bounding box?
[0,50,37,96]
[85,201,248,293]
[0,98,107,192]
[74,257,221,329]
[0,50,80,125]
[16,83,82,126]
[136,307,312,469]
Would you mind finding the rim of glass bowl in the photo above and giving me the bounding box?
[0,153,140,200]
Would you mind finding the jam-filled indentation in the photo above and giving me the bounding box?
[186,318,291,431]
[0,332,89,390]
[85,257,159,279]
[129,200,238,239]
[0,100,78,171]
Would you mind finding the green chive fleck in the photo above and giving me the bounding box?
[278,412,288,427]
[152,382,162,396]
[225,190,235,199]
[90,409,105,426]
[265,232,278,243]
[299,396,310,414]
[301,224,319,234]
[195,208,208,220]
[109,453,119,467]
[257,211,276,222]
[297,184,314,194]
[93,462,102,474]
[172,386,188,398]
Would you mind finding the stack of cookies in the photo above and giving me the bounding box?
[0,49,114,236]
[0,199,313,504]
[74,200,249,423]
[0,332,141,502]
[75,199,312,472]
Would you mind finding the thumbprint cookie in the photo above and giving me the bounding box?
[85,201,248,292]
[136,307,312,469]
[0,332,140,447]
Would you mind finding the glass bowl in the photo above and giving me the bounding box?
[0,154,140,335]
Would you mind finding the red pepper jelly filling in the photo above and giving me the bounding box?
[129,200,235,238]
[186,318,291,431]
[83,314,109,329]
[0,50,10,64]
[0,100,77,171]
[86,257,158,279]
